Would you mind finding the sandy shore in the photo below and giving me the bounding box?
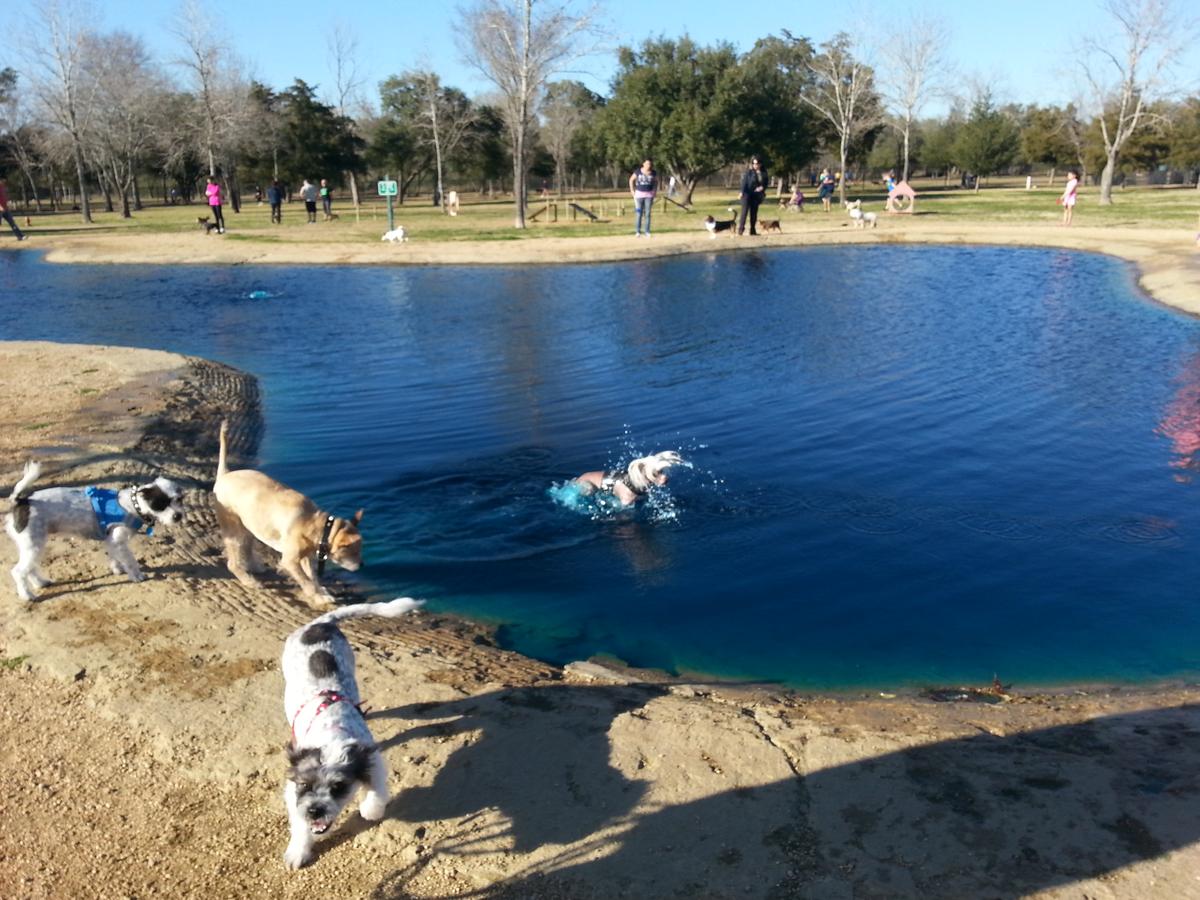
[1,340,1199,899]
[21,217,1200,318]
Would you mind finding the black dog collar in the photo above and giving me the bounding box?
[316,515,336,577]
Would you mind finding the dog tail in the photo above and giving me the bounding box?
[217,420,229,478]
[9,460,41,500]
[306,597,425,629]
[8,461,41,532]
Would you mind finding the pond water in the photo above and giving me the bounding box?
[2,245,1199,689]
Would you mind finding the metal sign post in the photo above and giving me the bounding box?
[378,176,398,232]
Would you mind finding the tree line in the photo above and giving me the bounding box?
[2,0,1196,227]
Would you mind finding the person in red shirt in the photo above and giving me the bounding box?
[0,174,27,241]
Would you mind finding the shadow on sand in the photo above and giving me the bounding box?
[362,683,1200,900]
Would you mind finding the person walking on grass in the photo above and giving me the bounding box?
[629,158,658,238]
[738,156,768,236]
[299,179,318,224]
[205,175,226,234]
[267,179,284,224]
[0,174,26,241]
[1059,170,1079,226]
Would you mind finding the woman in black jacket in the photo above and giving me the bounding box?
[738,156,769,236]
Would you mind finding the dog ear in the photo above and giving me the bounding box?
[345,742,375,783]
[141,485,171,512]
[352,509,364,525]
[286,741,322,770]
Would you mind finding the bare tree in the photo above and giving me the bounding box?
[799,32,882,206]
[171,1,254,211]
[877,16,952,182]
[1078,0,1193,204]
[24,0,99,222]
[540,80,594,196]
[410,71,478,213]
[457,0,598,228]
[1,71,50,211]
[327,23,365,209]
[172,0,231,177]
[80,31,165,217]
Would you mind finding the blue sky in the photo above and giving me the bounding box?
[19,1,1200,114]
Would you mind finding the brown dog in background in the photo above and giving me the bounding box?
[760,219,782,233]
[212,421,363,604]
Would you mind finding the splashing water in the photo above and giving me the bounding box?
[548,435,708,523]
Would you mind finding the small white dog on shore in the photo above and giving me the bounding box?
[381,226,407,243]
[845,199,877,229]
[4,461,185,601]
[282,596,424,869]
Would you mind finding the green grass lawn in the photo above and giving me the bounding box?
[12,176,1200,243]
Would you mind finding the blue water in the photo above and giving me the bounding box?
[3,246,1199,689]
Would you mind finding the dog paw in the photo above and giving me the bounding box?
[283,842,315,870]
[359,795,387,821]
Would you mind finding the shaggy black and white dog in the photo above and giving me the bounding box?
[5,461,185,601]
[282,597,424,869]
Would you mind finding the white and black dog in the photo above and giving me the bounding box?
[704,215,737,238]
[4,461,185,601]
[282,596,424,869]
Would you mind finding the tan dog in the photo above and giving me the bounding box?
[212,421,363,603]
[760,219,782,233]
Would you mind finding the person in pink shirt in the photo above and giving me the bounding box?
[205,175,226,233]
[1058,169,1079,226]
[0,174,26,241]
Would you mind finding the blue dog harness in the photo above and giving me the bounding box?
[85,486,152,537]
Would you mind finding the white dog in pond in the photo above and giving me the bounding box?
[573,451,686,507]
[845,199,877,229]
[282,596,424,869]
[4,461,185,601]
[381,226,407,243]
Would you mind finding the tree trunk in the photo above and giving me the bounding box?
[901,123,911,183]
[837,136,849,206]
[512,128,527,228]
[1099,152,1117,205]
[72,144,92,223]
[346,172,360,209]
[21,169,42,213]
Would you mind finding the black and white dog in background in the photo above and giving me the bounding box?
[4,461,185,601]
[704,214,737,238]
[282,596,424,869]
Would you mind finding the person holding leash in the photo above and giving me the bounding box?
[204,175,226,234]
[738,156,769,236]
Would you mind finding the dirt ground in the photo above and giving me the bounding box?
[2,343,1200,900]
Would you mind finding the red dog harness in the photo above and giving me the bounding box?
[290,690,366,742]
